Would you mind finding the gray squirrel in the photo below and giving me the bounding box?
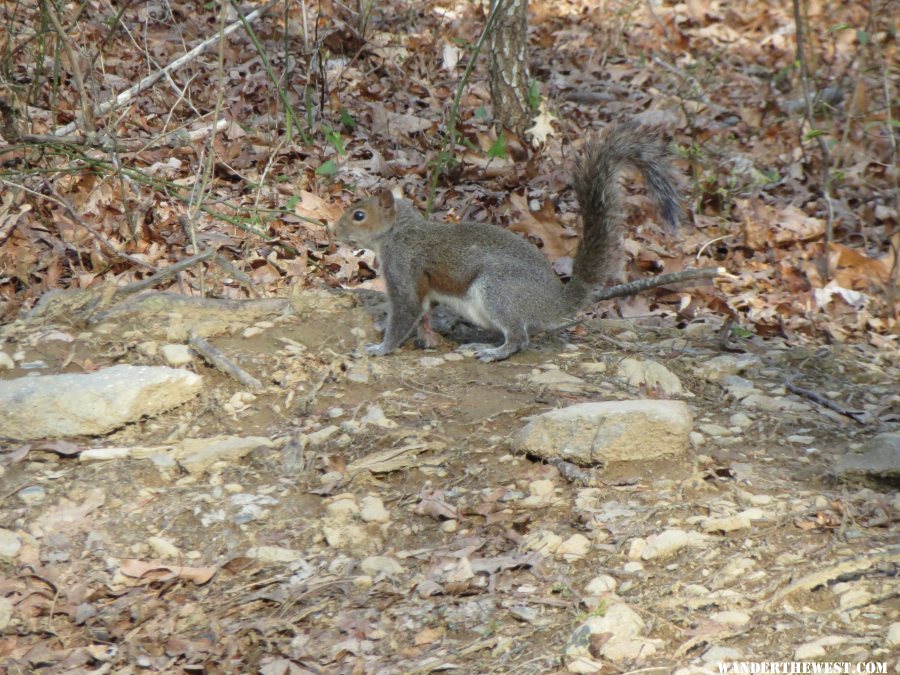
[333,121,682,361]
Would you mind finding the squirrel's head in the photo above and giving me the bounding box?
[333,188,397,249]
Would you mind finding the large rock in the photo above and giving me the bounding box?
[513,400,692,466]
[0,365,202,440]
[834,433,900,483]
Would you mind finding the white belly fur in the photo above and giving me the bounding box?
[427,286,495,331]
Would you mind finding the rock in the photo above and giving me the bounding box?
[0,365,202,440]
[794,642,826,660]
[887,622,900,648]
[729,412,753,428]
[242,326,263,338]
[834,433,900,481]
[585,574,617,595]
[360,556,404,577]
[702,513,751,532]
[616,358,684,396]
[689,431,705,449]
[326,494,360,520]
[147,536,180,558]
[360,405,397,429]
[628,538,648,560]
[787,434,815,444]
[247,546,304,563]
[557,534,591,562]
[79,447,132,461]
[0,351,13,369]
[578,361,607,374]
[0,529,22,558]
[838,587,872,610]
[584,603,644,640]
[177,436,272,474]
[160,343,193,366]
[523,530,562,554]
[741,394,811,413]
[748,494,772,506]
[521,479,556,507]
[702,646,743,663]
[695,354,759,383]
[711,610,751,627]
[0,597,12,631]
[17,486,46,504]
[528,370,586,391]
[322,522,368,549]
[641,529,689,560]
[359,496,390,523]
[698,423,730,437]
[602,638,659,662]
[513,400,692,466]
[346,365,369,384]
[622,561,644,574]
[418,356,444,368]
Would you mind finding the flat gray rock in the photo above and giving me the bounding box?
[834,433,900,482]
[0,365,202,440]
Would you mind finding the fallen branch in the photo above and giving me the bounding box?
[114,249,216,298]
[592,266,726,302]
[785,377,872,424]
[188,331,264,391]
[53,0,280,137]
[763,547,900,611]
[547,266,728,335]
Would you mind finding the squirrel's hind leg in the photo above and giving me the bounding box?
[468,322,528,362]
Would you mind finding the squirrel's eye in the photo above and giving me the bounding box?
[352,210,366,222]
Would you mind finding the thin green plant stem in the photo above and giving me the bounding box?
[229,0,309,144]
[426,0,505,215]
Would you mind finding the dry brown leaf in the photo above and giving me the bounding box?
[119,559,217,585]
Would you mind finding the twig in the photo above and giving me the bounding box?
[544,267,727,334]
[52,0,280,137]
[784,377,871,424]
[113,250,216,298]
[188,331,264,392]
[792,0,836,277]
[592,266,726,302]
[42,0,95,132]
[426,0,505,214]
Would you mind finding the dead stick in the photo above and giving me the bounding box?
[53,0,279,137]
[547,266,728,334]
[188,331,263,391]
[784,378,870,424]
[113,249,216,298]
[593,266,725,302]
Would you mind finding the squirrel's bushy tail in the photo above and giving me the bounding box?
[562,120,682,313]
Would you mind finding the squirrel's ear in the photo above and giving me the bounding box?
[377,188,395,212]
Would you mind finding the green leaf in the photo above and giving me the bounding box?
[527,80,541,111]
[285,195,300,210]
[339,107,356,130]
[474,105,489,120]
[730,325,755,339]
[322,124,345,156]
[315,159,337,176]
[487,135,507,160]
[828,22,852,33]
[804,129,826,140]
[857,29,869,45]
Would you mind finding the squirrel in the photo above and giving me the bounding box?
[332,120,682,362]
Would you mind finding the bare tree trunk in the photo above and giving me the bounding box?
[488,0,531,137]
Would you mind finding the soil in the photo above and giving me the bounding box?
[0,289,897,674]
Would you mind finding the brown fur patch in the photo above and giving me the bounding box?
[415,269,473,303]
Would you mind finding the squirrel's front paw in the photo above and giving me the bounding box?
[365,342,389,356]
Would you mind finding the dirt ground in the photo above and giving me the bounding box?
[0,288,898,674]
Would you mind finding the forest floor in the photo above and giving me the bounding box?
[0,0,897,672]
